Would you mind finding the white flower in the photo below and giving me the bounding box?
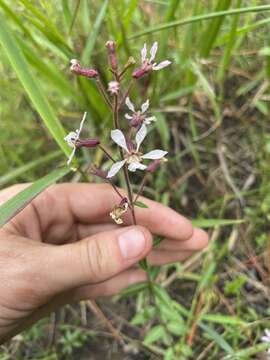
[261,329,270,354]
[125,97,156,127]
[141,41,171,71]
[64,112,87,165]
[108,81,120,95]
[107,124,167,178]
[133,42,171,79]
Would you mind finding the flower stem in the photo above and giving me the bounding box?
[96,77,113,110]
[134,173,148,203]
[99,144,115,162]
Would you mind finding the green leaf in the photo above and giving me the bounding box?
[222,343,270,359]
[0,14,70,156]
[199,0,232,58]
[201,314,246,326]
[167,321,186,336]
[81,0,109,64]
[130,5,270,38]
[131,306,155,326]
[0,168,70,227]
[224,275,247,295]
[155,112,170,149]
[199,322,233,354]
[143,325,165,346]
[192,219,245,228]
[0,151,62,186]
[134,201,149,208]
[119,282,148,298]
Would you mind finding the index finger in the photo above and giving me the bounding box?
[61,183,193,241]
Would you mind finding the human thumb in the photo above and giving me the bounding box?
[43,225,152,295]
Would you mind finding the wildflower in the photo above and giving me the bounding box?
[132,42,171,79]
[125,97,156,127]
[110,198,129,224]
[64,112,99,165]
[261,329,270,354]
[106,40,118,72]
[108,81,120,95]
[107,124,167,178]
[70,59,98,78]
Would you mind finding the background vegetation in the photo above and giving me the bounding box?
[0,0,270,359]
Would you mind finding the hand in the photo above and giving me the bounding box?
[0,183,208,343]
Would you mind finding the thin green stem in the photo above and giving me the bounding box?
[96,77,113,110]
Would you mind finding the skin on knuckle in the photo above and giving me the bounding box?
[182,220,193,240]
[82,238,108,282]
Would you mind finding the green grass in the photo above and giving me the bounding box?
[1,0,270,359]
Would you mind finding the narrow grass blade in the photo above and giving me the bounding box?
[130,5,270,38]
[191,61,221,122]
[192,219,245,228]
[0,14,70,156]
[61,0,72,29]
[199,322,234,354]
[0,0,35,44]
[19,0,72,54]
[201,314,246,326]
[16,35,81,102]
[222,343,270,359]
[81,0,109,64]
[218,0,242,82]
[0,168,70,227]
[0,151,62,187]
[199,0,231,58]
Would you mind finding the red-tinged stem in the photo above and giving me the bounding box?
[113,92,136,225]
[118,79,134,111]
[134,173,148,203]
[99,144,115,162]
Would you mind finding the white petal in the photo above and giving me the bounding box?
[64,131,77,147]
[152,60,171,70]
[141,43,147,63]
[111,129,128,152]
[135,124,147,151]
[125,113,133,120]
[141,99,150,113]
[141,149,168,160]
[107,160,126,178]
[266,330,270,338]
[261,336,270,342]
[125,97,135,112]
[144,116,156,125]
[128,162,147,172]
[149,41,158,63]
[78,111,87,136]
[67,146,76,166]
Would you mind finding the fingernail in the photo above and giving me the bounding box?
[118,228,146,259]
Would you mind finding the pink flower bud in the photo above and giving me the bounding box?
[106,41,118,72]
[147,159,161,173]
[89,166,108,179]
[120,197,129,207]
[132,67,148,79]
[108,81,120,95]
[70,59,98,78]
[76,138,100,148]
[132,64,152,79]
